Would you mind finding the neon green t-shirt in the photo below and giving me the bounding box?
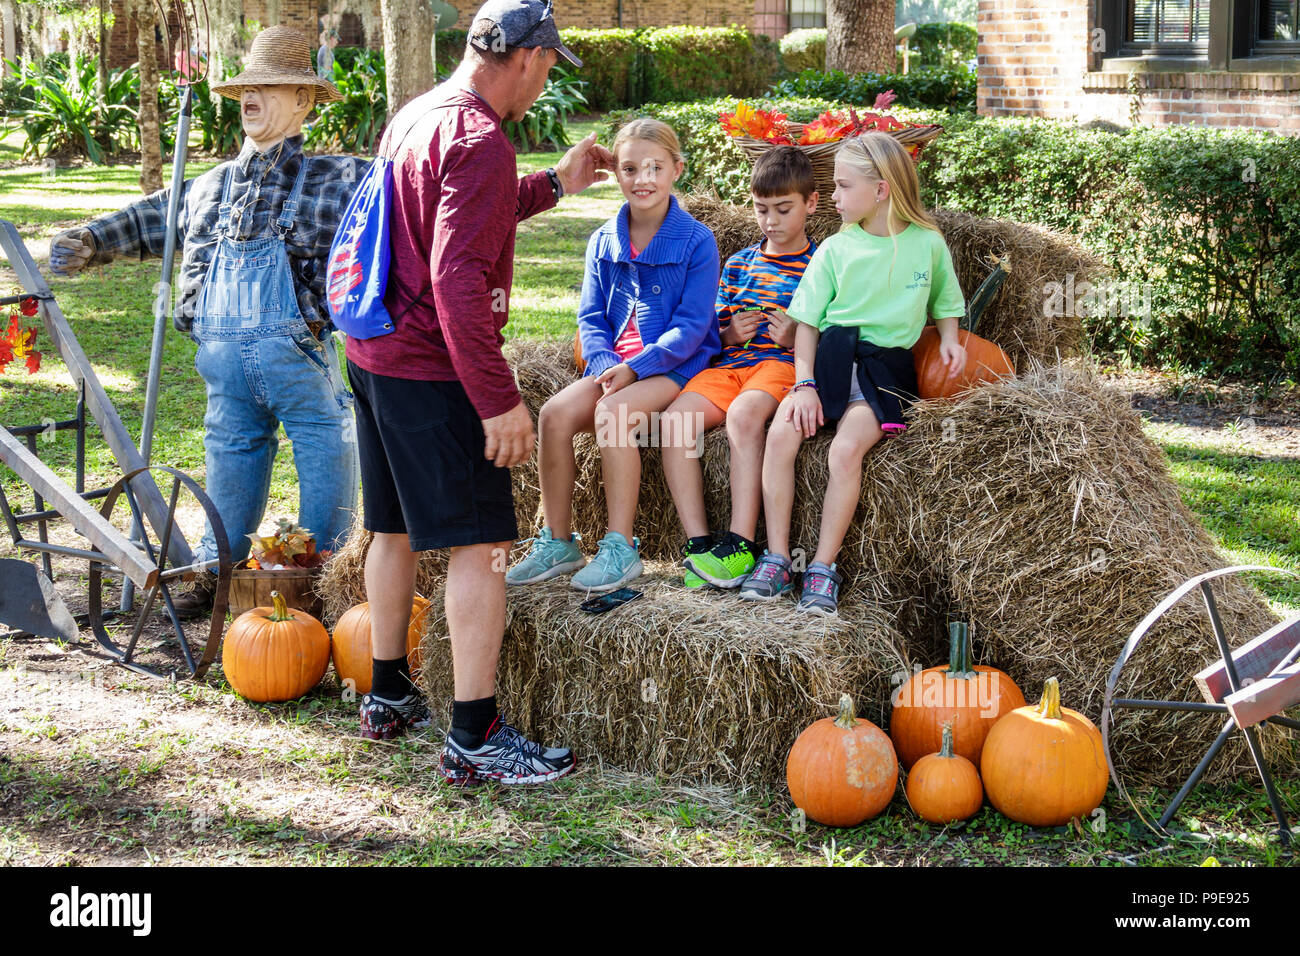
[785,222,965,348]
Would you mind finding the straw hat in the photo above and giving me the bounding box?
[210,26,342,103]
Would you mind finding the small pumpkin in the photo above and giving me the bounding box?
[573,328,585,374]
[330,595,431,695]
[980,676,1109,827]
[223,590,331,702]
[787,693,898,827]
[905,721,984,824]
[891,621,1025,770]
[912,326,1014,400]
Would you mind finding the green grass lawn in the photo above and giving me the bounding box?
[1,124,1297,866]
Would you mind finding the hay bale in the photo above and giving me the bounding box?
[898,362,1288,786]
[681,193,1101,369]
[411,562,911,786]
[317,293,1293,789]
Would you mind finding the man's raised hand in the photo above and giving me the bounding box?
[554,132,615,196]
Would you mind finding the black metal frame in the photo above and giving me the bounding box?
[87,466,230,679]
[1,220,231,680]
[1102,566,1300,844]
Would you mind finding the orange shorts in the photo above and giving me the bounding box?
[680,361,797,412]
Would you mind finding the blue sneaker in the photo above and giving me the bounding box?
[797,561,843,615]
[739,552,794,601]
[505,528,585,585]
[571,531,643,593]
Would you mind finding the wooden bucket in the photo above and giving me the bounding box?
[228,566,324,622]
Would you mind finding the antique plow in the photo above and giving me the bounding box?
[0,220,231,678]
[1102,566,1300,844]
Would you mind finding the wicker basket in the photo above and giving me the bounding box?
[229,566,325,622]
[730,123,944,206]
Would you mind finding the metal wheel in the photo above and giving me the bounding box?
[87,465,231,679]
[1102,565,1300,843]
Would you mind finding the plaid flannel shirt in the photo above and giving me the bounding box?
[85,135,369,334]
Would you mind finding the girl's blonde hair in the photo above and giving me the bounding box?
[835,132,938,233]
[611,117,684,167]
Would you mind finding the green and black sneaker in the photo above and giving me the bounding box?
[681,536,712,589]
[685,533,758,589]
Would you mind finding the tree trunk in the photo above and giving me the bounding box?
[826,0,895,75]
[134,0,163,194]
[96,0,108,104]
[381,0,435,115]
[0,2,17,78]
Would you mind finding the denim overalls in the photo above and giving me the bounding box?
[190,158,358,564]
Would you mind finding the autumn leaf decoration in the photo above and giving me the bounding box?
[722,93,915,148]
[718,102,793,144]
[798,110,852,145]
[245,519,330,570]
[0,309,42,375]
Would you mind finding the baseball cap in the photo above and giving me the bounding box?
[467,0,582,67]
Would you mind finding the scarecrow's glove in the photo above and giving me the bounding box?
[48,228,102,277]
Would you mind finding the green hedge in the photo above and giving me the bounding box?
[641,26,782,103]
[555,26,782,111]
[910,22,977,69]
[605,97,946,206]
[917,119,1300,375]
[559,28,642,112]
[780,28,825,73]
[771,66,976,113]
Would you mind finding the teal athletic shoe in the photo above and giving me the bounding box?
[681,536,712,589]
[505,528,585,585]
[571,531,643,593]
[685,533,757,589]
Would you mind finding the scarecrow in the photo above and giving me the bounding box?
[49,26,367,617]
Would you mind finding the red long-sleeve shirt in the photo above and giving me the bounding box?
[345,85,556,420]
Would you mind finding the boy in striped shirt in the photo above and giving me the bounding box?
[661,147,818,587]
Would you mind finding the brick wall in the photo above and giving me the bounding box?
[553,0,758,29]
[977,0,1300,134]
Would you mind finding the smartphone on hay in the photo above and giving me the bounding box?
[580,587,643,614]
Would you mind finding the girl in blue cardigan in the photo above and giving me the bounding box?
[507,118,721,593]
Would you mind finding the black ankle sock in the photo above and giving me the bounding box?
[730,532,758,554]
[371,656,412,702]
[451,695,498,748]
[688,535,712,552]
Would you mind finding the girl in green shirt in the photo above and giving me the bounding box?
[739,132,967,615]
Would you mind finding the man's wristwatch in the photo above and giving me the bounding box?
[545,167,564,200]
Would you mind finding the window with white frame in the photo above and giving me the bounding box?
[788,0,826,30]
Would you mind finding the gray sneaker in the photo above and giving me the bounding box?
[739,552,794,601]
[505,529,585,585]
[797,561,843,615]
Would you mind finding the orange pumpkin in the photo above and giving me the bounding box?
[787,694,899,827]
[891,621,1025,770]
[905,721,984,824]
[980,677,1109,827]
[223,590,331,702]
[912,326,1014,400]
[573,329,585,373]
[330,595,431,695]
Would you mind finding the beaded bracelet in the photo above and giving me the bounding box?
[791,379,818,392]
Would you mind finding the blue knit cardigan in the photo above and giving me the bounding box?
[576,195,721,382]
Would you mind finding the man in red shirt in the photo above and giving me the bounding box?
[345,0,613,783]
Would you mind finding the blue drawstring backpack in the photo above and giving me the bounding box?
[325,153,396,339]
[326,107,447,339]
